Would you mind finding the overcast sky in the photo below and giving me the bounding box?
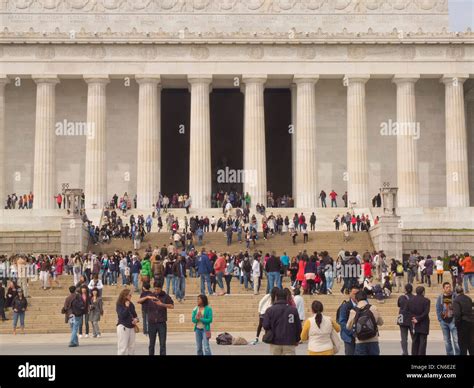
[450,0,474,31]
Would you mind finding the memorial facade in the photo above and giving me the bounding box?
[0,0,473,212]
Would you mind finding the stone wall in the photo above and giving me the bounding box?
[0,231,61,255]
[402,229,474,257]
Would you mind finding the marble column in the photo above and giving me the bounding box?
[188,75,212,209]
[84,76,109,209]
[294,76,319,208]
[291,83,297,199]
[32,75,60,210]
[243,76,267,207]
[345,75,370,208]
[442,75,470,207]
[466,88,474,206]
[0,76,8,206]
[136,76,161,210]
[393,75,420,208]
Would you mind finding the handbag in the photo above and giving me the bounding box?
[206,330,212,340]
[330,327,342,354]
[134,324,140,334]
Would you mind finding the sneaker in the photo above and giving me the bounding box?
[97,334,101,338]
[250,339,259,345]
[68,344,79,348]
[85,334,89,338]
[327,289,333,295]
[79,334,83,339]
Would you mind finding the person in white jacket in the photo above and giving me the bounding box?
[250,287,279,345]
[293,287,305,323]
[252,258,261,295]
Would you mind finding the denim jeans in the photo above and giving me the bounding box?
[463,273,474,293]
[267,271,279,291]
[69,316,81,346]
[132,273,139,291]
[148,322,167,356]
[200,273,213,295]
[142,311,149,335]
[439,320,460,355]
[12,311,25,328]
[195,328,212,356]
[243,273,252,289]
[326,273,334,290]
[120,269,127,285]
[165,274,174,295]
[175,277,186,300]
[216,272,224,290]
[79,314,89,335]
[110,271,118,285]
[354,341,380,356]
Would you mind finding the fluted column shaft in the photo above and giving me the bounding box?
[136,76,161,209]
[32,76,59,210]
[188,76,212,208]
[443,75,470,207]
[243,76,267,207]
[393,75,420,208]
[346,75,369,208]
[0,76,8,205]
[291,83,297,199]
[84,76,109,209]
[294,76,319,208]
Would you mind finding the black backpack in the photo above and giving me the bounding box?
[243,260,252,273]
[216,332,233,345]
[336,300,352,323]
[71,295,86,316]
[353,304,378,341]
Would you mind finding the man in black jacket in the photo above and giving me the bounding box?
[265,252,282,291]
[397,283,414,355]
[0,282,7,321]
[407,286,430,355]
[263,289,302,355]
[453,285,473,355]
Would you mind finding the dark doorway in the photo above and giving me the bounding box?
[264,89,292,198]
[210,89,244,195]
[161,89,191,195]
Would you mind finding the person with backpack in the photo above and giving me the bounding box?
[262,288,302,355]
[251,287,279,345]
[407,286,431,355]
[395,260,405,293]
[62,285,84,347]
[337,286,358,355]
[397,283,414,355]
[241,257,252,291]
[435,282,459,355]
[346,290,384,355]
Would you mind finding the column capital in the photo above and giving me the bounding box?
[293,75,319,84]
[187,75,213,85]
[135,75,161,85]
[84,75,110,85]
[32,75,60,85]
[0,75,10,86]
[242,75,267,84]
[343,74,370,86]
[441,74,469,85]
[392,75,420,84]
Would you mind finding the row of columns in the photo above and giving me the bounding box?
[0,74,471,210]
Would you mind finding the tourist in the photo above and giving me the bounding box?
[459,253,473,293]
[251,288,278,345]
[139,282,153,336]
[140,281,174,356]
[436,282,459,355]
[78,285,91,339]
[197,249,213,295]
[397,283,414,355]
[0,282,7,321]
[11,288,27,335]
[130,256,141,293]
[192,294,213,356]
[16,256,28,298]
[453,285,473,355]
[394,260,405,293]
[62,285,83,348]
[89,287,103,338]
[116,289,139,355]
[329,190,338,207]
[435,256,444,285]
[407,286,431,356]
[87,274,104,298]
[39,257,51,290]
[265,252,282,291]
[293,287,305,324]
[173,256,187,302]
[213,254,226,297]
[424,255,434,287]
[252,254,260,295]
[262,289,302,355]
[309,212,316,231]
[319,191,327,208]
[224,254,234,295]
[301,300,341,355]
[346,290,384,355]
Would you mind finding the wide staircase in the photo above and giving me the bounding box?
[88,230,374,260]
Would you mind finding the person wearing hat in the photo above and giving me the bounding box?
[12,288,27,335]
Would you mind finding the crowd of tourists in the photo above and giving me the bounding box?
[4,193,34,209]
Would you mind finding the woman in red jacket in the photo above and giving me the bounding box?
[296,258,306,288]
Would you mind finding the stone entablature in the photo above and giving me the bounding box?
[1,0,450,34]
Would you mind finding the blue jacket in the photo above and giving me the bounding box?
[131,260,141,274]
[338,299,357,343]
[436,292,457,322]
[197,254,212,275]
